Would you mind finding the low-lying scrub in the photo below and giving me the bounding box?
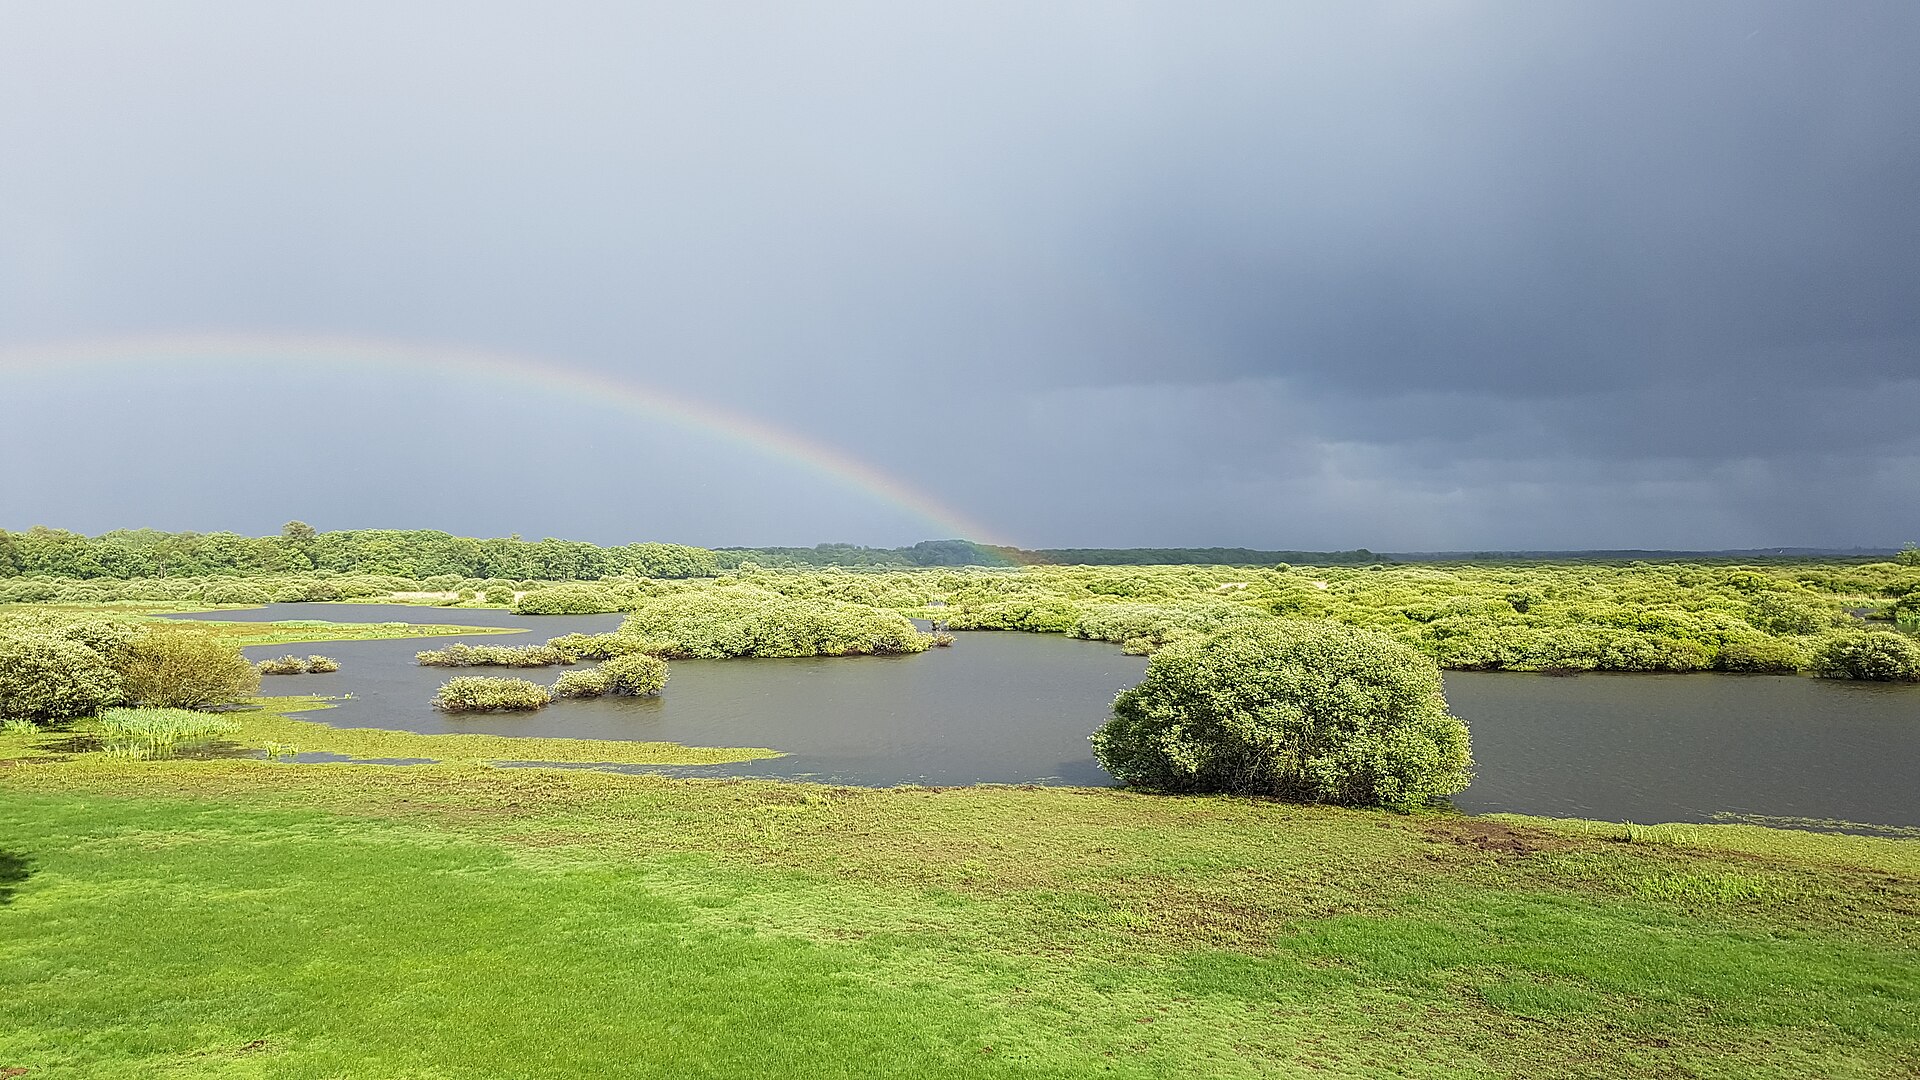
[601,653,669,696]
[551,668,613,698]
[618,587,932,658]
[431,676,552,712]
[416,642,573,668]
[1811,629,1920,681]
[259,655,341,675]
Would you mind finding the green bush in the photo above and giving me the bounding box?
[619,588,931,658]
[543,632,667,662]
[514,585,636,615]
[551,668,613,698]
[257,655,307,675]
[600,653,669,696]
[1810,630,1920,681]
[415,643,572,667]
[119,626,261,709]
[304,655,340,673]
[431,677,552,712]
[0,631,122,721]
[1092,621,1472,808]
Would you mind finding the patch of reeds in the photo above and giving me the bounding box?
[95,707,241,759]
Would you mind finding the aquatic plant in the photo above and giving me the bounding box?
[258,655,308,675]
[304,655,340,673]
[618,588,932,658]
[1,717,40,735]
[95,707,241,758]
[431,677,551,713]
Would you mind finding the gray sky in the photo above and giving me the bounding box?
[3,1,1916,550]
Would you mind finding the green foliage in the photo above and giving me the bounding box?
[483,586,516,605]
[618,587,932,658]
[304,655,340,673]
[118,626,261,709]
[599,653,669,696]
[257,655,308,675]
[550,668,613,698]
[1092,621,1473,807]
[415,643,572,668]
[1810,630,1920,681]
[431,676,552,712]
[513,583,640,614]
[94,707,241,758]
[0,630,122,721]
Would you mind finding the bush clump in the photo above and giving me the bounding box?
[0,630,123,722]
[118,626,261,709]
[514,585,637,615]
[551,668,613,698]
[431,677,552,712]
[260,655,341,675]
[618,588,931,658]
[600,653,669,696]
[1092,620,1473,808]
[416,642,572,668]
[1810,630,1920,681]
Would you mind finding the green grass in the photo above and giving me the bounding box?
[0,696,778,768]
[0,753,1915,1076]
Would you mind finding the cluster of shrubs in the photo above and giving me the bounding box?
[432,655,672,712]
[0,616,260,722]
[614,587,933,658]
[415,642,573,668]
[257,655,341,675]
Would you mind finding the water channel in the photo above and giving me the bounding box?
[166,604,1920,828]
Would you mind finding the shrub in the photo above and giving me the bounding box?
[95,707,241,758]
[544,632,667,661]
[1092,621,1472,808]
[600,653,669,696]
[1809,630,1920,681]
[0,631,123,722]
[304,655,341,673]
[484,586,516,605]
[432,676,551,712]
[619,588,931,658]
[551,668,613,698]
[416,642,572,667]
[514,584,636,615]
[1713,632,1804,674]
[258,655,307,675]
[119,626,262,709]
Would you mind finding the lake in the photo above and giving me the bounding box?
[167,604,1920,828]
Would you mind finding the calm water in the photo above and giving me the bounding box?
[167,604,1920,826]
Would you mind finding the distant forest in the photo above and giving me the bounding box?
[0,526,1901,582]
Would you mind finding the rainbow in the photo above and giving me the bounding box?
[0,332,1018,553]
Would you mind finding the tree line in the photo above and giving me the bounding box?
[0,524,720,581]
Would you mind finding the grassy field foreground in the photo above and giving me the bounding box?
[2,743,1917,1077]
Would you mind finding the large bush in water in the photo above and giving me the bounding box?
[0,631,123,721]
[1092,620,1472,807]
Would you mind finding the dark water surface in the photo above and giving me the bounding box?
[167,604,1920,826]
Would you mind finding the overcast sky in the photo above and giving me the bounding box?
[3,2,1916,550]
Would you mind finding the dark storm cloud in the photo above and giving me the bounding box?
[0,2,1915,548]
